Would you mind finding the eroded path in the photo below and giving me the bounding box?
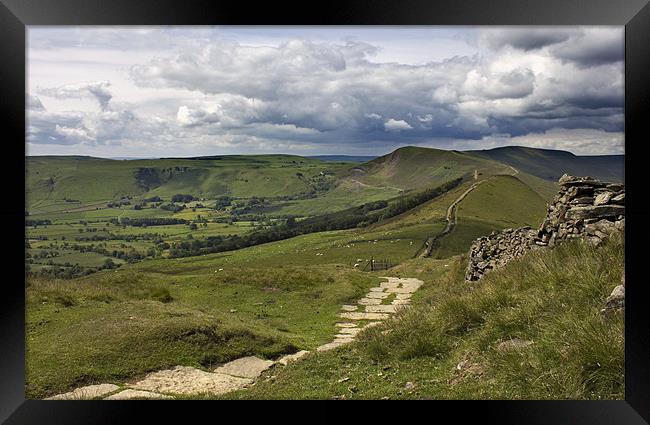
[419,166,520,258]
[420,180,486,258]
[45,276,423,400]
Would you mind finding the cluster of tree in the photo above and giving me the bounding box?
[233,212,270,223]
[214,196,232,210]
[113,233,165,242]
[212,216,237,224]
[380,181,462,218]
[78,227,101,233]
[27,264,89,279]
[29,249,59,259]
[107,199,131,208]
[71,231,163,243]
[109,250,145,263]
[171,194,195,203]
[160,203,185,212]
[25,219,52,227]
[71,242,149,263]
[109,217,187,227]
[307,172,334,193]
[231,197,272,215]
[62,239,161,261]
[27,258,122,279]
[168,178,462,258]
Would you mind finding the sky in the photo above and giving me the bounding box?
[26,26,624,157]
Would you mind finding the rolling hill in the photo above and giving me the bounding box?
[343,146,511,191]
[25,145,622,219]
[467,146,624,182]
[25,155,351,208]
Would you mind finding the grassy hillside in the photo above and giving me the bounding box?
[219,234,624,400]
[456,175,547,228]
[469,146,624,183]
[428,175,547,259]
[511,171,559,202]
[25,148,534,280]
[346,146,511,191]
[26,155,351,208]
[26,146,620,214]
[26,263,381,398]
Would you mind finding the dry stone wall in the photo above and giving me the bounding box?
[465,174,624,281]
[464,227,538,281]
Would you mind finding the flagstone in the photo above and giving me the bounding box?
[365,305,398,314]
[214,356,275,379]
[358,297,382,305]
[277,350,310,366]
[339,312,390,320]
[46,384,120,400]
[131,366,252,396]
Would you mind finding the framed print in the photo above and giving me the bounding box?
[1,0,649,423]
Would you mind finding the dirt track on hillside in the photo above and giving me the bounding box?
[418,166,519,258]
[419,180,486,258]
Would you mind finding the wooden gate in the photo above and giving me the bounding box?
[361,257,394,271]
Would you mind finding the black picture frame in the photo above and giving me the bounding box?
[1,0,648,423]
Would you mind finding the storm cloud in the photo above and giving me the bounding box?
[26,26,624,157]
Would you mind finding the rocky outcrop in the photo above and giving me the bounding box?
[537,175,624,248]
[465,174,624,281]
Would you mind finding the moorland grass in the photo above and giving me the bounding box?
[25,262,381,398]
[220,234,624,399]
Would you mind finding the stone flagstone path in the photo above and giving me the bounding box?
[44,276,422,400]
[316,276,423,352]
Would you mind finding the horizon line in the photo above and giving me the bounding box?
[24,144,625,160]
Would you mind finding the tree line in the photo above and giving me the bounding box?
[109,217,188,227]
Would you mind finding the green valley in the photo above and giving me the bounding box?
[24,146,625,400]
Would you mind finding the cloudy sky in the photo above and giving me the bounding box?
[27,26,624,157]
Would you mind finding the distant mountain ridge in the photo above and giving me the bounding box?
[467,146,624,182]
[26,146,624,211]
[28,146,624,184]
